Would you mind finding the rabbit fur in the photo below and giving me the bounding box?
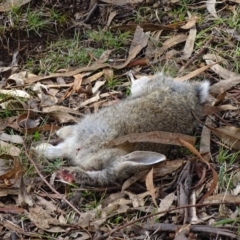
[33,72,209,186]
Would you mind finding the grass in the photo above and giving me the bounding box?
[217,147,239,192]
[86,29,131,50]
[25,33,105,74]
[3,4,68,37]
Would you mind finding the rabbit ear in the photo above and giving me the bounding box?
[121,151,166,165]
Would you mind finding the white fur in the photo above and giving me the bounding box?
[198,81,210,103]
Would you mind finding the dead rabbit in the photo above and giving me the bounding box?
[33,72,209,186]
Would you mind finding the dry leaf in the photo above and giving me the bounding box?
[206,0,218,18]
[153,160,186,178]
[210,76,240,95]
[0,141,21,157]
[17,176,34,207]
[211,126,240,150]
[181,15,198,30]
[204,57,239,80]
[155,34,188,59]
[199,117,211,161]
[0,155,24,186]
[0,133,24,144]
[99,50,112,63]
[174,64,215,81]
[158,193,175,217]
[0,89,30,98]
[108,131,196,147]
[0,0,31,12]
[145,168,157,207]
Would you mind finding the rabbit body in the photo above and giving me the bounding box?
[34,73,209,186]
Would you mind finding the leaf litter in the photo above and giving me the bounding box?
[1,0,240,239]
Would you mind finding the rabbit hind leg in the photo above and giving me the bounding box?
[56,125,75,139]
[33,140,72,160]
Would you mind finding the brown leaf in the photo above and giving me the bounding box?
[155,34,188,59]
[107,11,117,26]
[174,64,216,81]
[181,15,198,30]
[122,170,149,191]
[181,23,197,59]
[210,76,240,95]
[0,0,31,12]
[17,112,40,129]
[157,193,175,217]
[0,155,24,187]
[198,167,218,204]
[204,59,239,80]
[211,126,240,150]
[153,160,186,178]
[17,176,34,207]
[178,139,218,204]
[0,141,21,156]
[178,138,210,167]
[99,50,113,63]
[108,131,196,148]
[50,112,78,124]
[145,168,157,207]
[199,117,211,161]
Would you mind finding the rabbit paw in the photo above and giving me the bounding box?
[32,143,62,160]
[56,125,74,139]
[58,167,91,185]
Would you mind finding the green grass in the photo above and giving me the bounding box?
[2,4,67,37]
[217,148,239,192]
[86,29,131,50]
[25,33,104,74]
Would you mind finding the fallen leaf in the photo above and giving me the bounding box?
[155,34,188,60]
[158,193,175,217]
[174,64,215,81]
[0,155,24,186]
[0,0,31,12]
[50,112,78,124]
[210,76,240,95]
[145,168,157,207]
[206,0,218,18]
[31,82,58,106]
[108,131,196,148]
[211,126,240,150]
[204,56,239,80]
[0,133,24,144]
[17,176,34,207]
[0,89,30,98]
[99,50,113,63]
[199,117,211,161]
[0,141,21,156]
[181,26,196,59]
[181,15,198,30]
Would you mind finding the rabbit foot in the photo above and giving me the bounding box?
[56,125,75,139]
[58,167,92,185]
[32,143,64,160]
